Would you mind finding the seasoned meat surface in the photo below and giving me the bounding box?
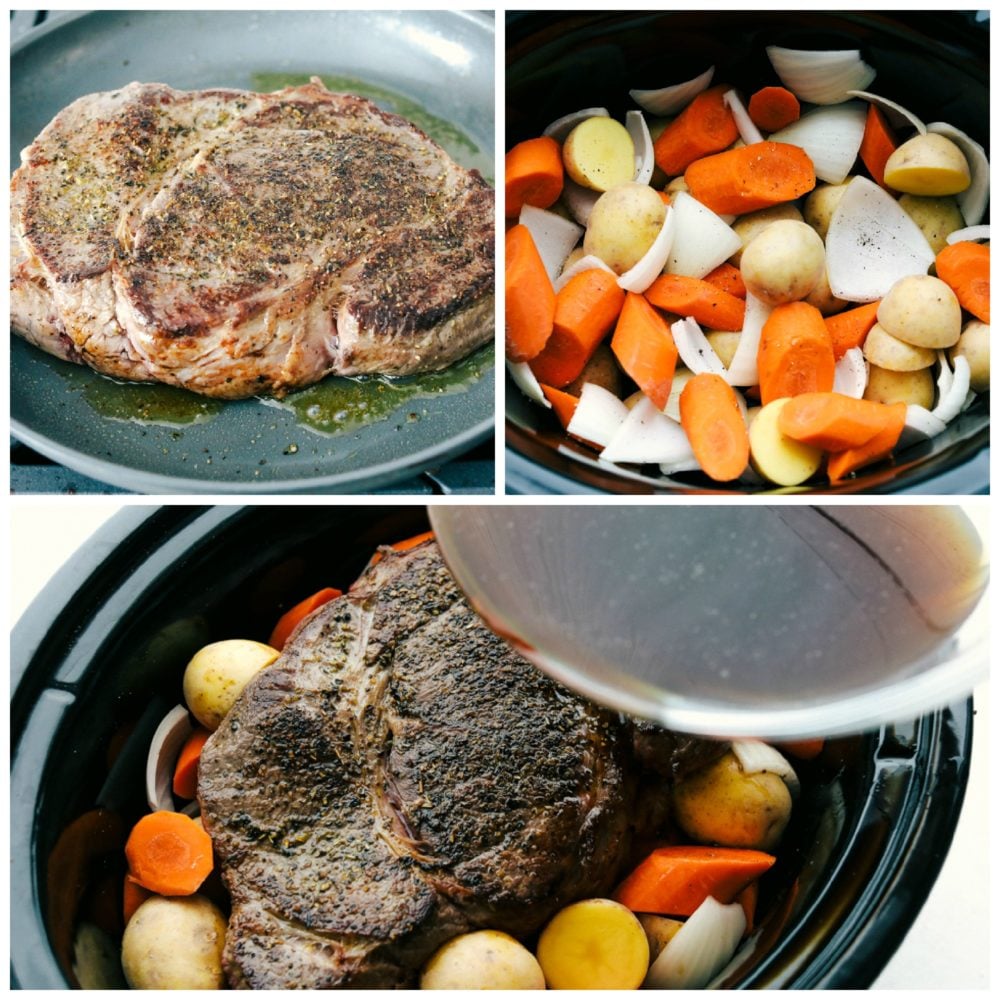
[198,542,634,988]
[10,80,494,398]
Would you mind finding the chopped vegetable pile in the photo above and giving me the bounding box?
[505,45,989,488]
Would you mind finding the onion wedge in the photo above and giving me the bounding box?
[626,109,655,186]
[725,292,771,387]
[724,89,764,145]
[665,191,741,279]
[946,225,990,245]
[833,347,868,399]
[926,122,990,226]
[619,206,676,293]
[601,396,695,465]
[767,46,876,105]
[507,360,550,407]
[543,106,610,142]
[899,404,946,447]
[555,254,615,293]
[663,368,696,423]
[631,66,714,116]
[561,178,602,227]
[932,355,970,424]
[826,177,935,302]
[846,90,926,135]
[566,382,629,448]
[519,205,583,284]
[146,705,196,815]
[768,103,866,184]
[670,317,728,376]
[731,740,800,796]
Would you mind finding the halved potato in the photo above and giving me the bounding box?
[949,320,990,392]
[862,323,936,372]
[864,364,935,408]
[563,117,636,192]
[883,133,971,196]
[749,398,823,487]
[877,275,961,349]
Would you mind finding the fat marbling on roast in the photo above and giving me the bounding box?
[10,79,494,398]
[197,540,726,988]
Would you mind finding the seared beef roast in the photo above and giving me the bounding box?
[10,80,493,398]
[198,542,638,988]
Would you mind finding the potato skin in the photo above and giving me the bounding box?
[672,751,792,851]
[740,220,825,306]
[121,895,227,990]
[584,182,666,274]
[863,323,936,372]
[864,364,935,408]
[729,203,803,266]
[949,320,990,392]
[421,930,545,989]
[803,181,852,241]
[877,274,962,349]
[883,133,971,196]
[566,342,628,398]
[898,195,965,254]
[183,639,279,731]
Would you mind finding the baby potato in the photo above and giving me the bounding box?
[803,267,848,316]
[672,751,792,852]
[584,182,666,274]
[748,398,823,487]
[863,323,937,372]
[729,204,803,266]
[803,181,852,241]
[664,175,690,196]
[560,245,586,274]
[638,914,684,963]
[898,195,965,254]
[864,364,935,409]
[537,899,649,989]
[949,320,990,392]
[421,930,545,989]
[883,133,971,196]
[563,116,636,192]
[183,639,279,731]
[705,330,742,369]
[740,220,825,307]
[566,342,627,398]
[877,274,962,349]
[121,895,227,990]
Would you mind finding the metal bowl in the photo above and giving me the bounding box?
[11,506,974,987]
[505,11,989,494]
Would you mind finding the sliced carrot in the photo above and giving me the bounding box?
[123,875,152,925]
[858,103,898,190]
[935,241,990,323]
[610,292,678,410]
[645,274,745,331]
[826,405,907,482]
[505,224,556,363]
[778,392,904,451]
[824,301,880,360]
[653,85,739,177]
[125,811,213,897]
[702,261,747,300]
[778,739,825,760]
[757,301,835,405]
[736,881,759,934]
[615,845,776,917]
[172,727,212,801]
[505,136,564,217]
[269,587,342,650]
[657,190,672,206]
[679,374,750,482]
[540,383,580,430]
[747,86,800,132]
[530,269,626,388]
[684,141,816,216]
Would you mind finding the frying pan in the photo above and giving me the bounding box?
[505,11,989,495]
[9,10,495,494]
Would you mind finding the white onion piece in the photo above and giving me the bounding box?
[725,292,772,387]
[935,349,954,401]
[767,46,876,105]
[619,206,676,293]
[927,122,989,226]
[542,106,610,142]
[724,89,764,145]
[665,191,742,279]
[731,740,800,797]
[601,396,695,465]
[671,317,728,376]
[146,705,193,814]
[555,255,616,293]
[646,896,746,988]
[899,404,946,447]
[566,382,629,448]
[932,354,970,424]
[946,225,990,245]
[826,177,935,302]
[519,205,583,284]
[660,456,704,476]
[663,368,696,422]
[846,90,926,135]
[625,109,655,186]
[833,347,868,399]
[506,360,550,407]
[768,103,866,184]
[631,66,714,116]
[961,389,977,413]
[561,178,602,226]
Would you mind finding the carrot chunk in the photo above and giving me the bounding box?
[269,587,342,650]
[702,261,747,299]
[757,301,835,405]
[125,811,213,897]
[824,301,880,360]
[747,86,800,132]
[123,876,152,925]
[653,85,739,176]
[826,406,907,481]
[684,141,815,216]
[540,384,580,430]
[935,241,990,323]
[172,727,211,801]
[505,136,564,217]
[778,392,906,451]
[858,103,898,190]
[505,224,556,362]
[611,292,678,410]
[679,374,750,482]
[645,274,745,331]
